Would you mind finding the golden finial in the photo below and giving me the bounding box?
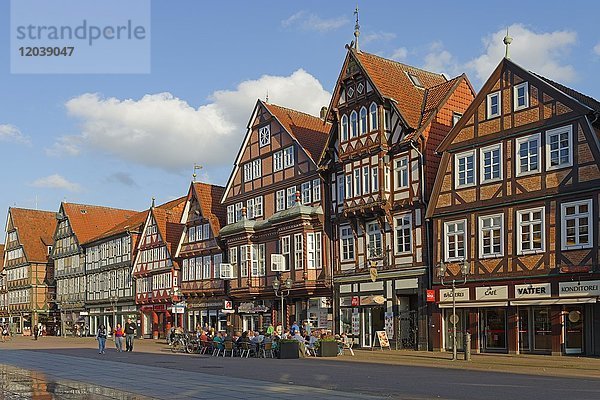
[192,164,202,182]
[503,28,513,59]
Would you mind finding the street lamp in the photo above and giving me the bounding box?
[272,275,293,331]
[438,259,470,361]
[109,294,118,338]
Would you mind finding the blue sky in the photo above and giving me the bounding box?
[1,0,599,227]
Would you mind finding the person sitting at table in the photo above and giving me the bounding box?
[212,332,224,350]
[236,331,250,346]
[199,329,208,342]
[281,329,291,339]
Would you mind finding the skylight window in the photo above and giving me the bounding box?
[407,73,423,88]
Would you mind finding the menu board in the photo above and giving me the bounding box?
[373,330,391,350]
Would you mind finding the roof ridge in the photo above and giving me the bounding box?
[192,181,226,189]
[63,202,137,212]
[357,50,446,80]
[427,74,462,90]
[9,207,54,214]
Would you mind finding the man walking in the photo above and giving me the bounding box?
[125,318,137,352]
[33,324,39,340]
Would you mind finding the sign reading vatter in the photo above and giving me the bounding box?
[559,280,600,297]
[439,287,470,302]
[514,283,551,299]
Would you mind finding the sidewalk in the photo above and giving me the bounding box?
[2,335,599,379]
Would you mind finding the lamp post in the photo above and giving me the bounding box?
[109,294,118,339]
[438,259,470,361]
[272,275,293,331]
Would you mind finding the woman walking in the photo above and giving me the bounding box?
[114,323,125,352]
[96,324,107,354]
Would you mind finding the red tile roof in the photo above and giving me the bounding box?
[354,50,447,129]
[262,101,331,163]
[62,203,138,245]
[535,74,600,114]
[150,197,186,257]
[192,182,226,234]
[9,208,56,263]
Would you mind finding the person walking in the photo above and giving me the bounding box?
[124,318,136,352]
[96,324,107,354]
[33,324,39,340]
[114,323,125,352]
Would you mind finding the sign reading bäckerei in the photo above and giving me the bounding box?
[439,287,470,302]
[475,285,508,301]
[559,280,600,297]
[514,283,551,299]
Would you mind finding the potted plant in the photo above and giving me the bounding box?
[278,339,300,359]
[316,335,339,357]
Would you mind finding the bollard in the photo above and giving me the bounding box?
[464,333,471,361]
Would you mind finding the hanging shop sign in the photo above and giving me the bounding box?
[360,295,386,305]
[475,286,508,301]
[238,302,269,313]
[351,296,360,306]
[514,283,551,299]
[439,288,470,302]
[559,280,600,297]
[426,290,435,302]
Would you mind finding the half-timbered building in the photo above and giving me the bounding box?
[319,46,474,349]
[2,208,57,335]
[426,57,600,356]
[132,197,185,339]
[175,182,227,331]
[220,100,332,333]
[0,245,6,324]
[53,203,136,336]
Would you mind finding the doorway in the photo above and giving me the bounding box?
[362,307,384,347]
[444,309,466,351]
[481,309,507,352]
[564,306,584,354]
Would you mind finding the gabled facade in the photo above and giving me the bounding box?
[319,48,474,349]
[175,182,227,331]
[132,197,185,339]
[220,100,332,332]
[0,244,7,322]
[2,208,56,335]
[426,58,600,356]
[53,203,136,336]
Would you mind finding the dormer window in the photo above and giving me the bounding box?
[259,125,270,147]
[407,72,423,88]
[514,82,529,111]
[487,92,501,118]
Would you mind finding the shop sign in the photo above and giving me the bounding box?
[384,312,394,339]
[360,295,385,305]
[351,296,360,307]
[514,283,551,299]
[224,300,233,310]
[171,304,185,314]
[559,280,600,297]
[351,309,360,335]
[340,297,353,307]
[426,290,435,303]
[154,305,166,311]
[439,287,470,302]
[475,286,508,301]
[238,302,269,313]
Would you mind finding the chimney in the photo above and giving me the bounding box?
[320,106,328,120]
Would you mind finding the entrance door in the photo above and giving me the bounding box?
[518,308,530,352]
[533,307,552,352]
[482,309,507,351]
[565,306,584,354]
[362,309,372,347]
[444,309,466,351]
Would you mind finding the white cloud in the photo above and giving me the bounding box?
[389,47,408,61]
[422,42,459,75]
[0,124,30,144]
[46,135,82,156]
[594,43,600,56]
[281,11,349,32]
[53,69,331,172]
[362,31,396,45]
[467,24,577,83]
[31,174,81,192]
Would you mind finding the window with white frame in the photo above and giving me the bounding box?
[188,226,196,242]
[254,196,263,217]
[370,102,378,131]
[487,91,501,118]
[203,256,211,279]
[243,163,252,182]
[337,175,345,202]
[301,182,311,204]
[384,109,391,131]
[312,179,321,202]
[340,226,354,261]
[345,174,352,199]
[240,245,250,277]
[480,144,502,182]
[203,223,210,239]
[517,133,540,175]
[229,247,237,266]
[213,253,222,278]
[444,220,466,261]
[294,233,303,270]
[284,146,294,168]
[341,114,348,141]
[259,125,270,147]
[371,167,379,192]
[350,111,358,138]
[353,169,361,197]
[456,150,475,187]
[362,166,370,195]
[479,214,503,257]
[395,157,409,189]
[384,166,390,191]
[235,202,243,221]
[514,82,529,110]
[366,221,382,258]
[273,150,283,172]
[252,159,261,179]
[561,199,592,250]
[287,186,297,208]
[251,244,265,277]
[517,208,544,254]
[546,125,572,170]
[306,232,322,269]
[359,107,367,134]
[246,198,255,219]
[394,214,412,254]
[280,235,290,269]
[275,190,285,212]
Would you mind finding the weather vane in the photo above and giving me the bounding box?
[192,163,202,182]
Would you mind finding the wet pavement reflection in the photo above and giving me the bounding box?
[0,364,153,400]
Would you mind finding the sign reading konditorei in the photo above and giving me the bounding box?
[559,280,600,297]
[475,285,508,301]
[439,287,470,302]
[514,283,551,299]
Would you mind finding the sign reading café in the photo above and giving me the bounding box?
[559,280,600,297]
